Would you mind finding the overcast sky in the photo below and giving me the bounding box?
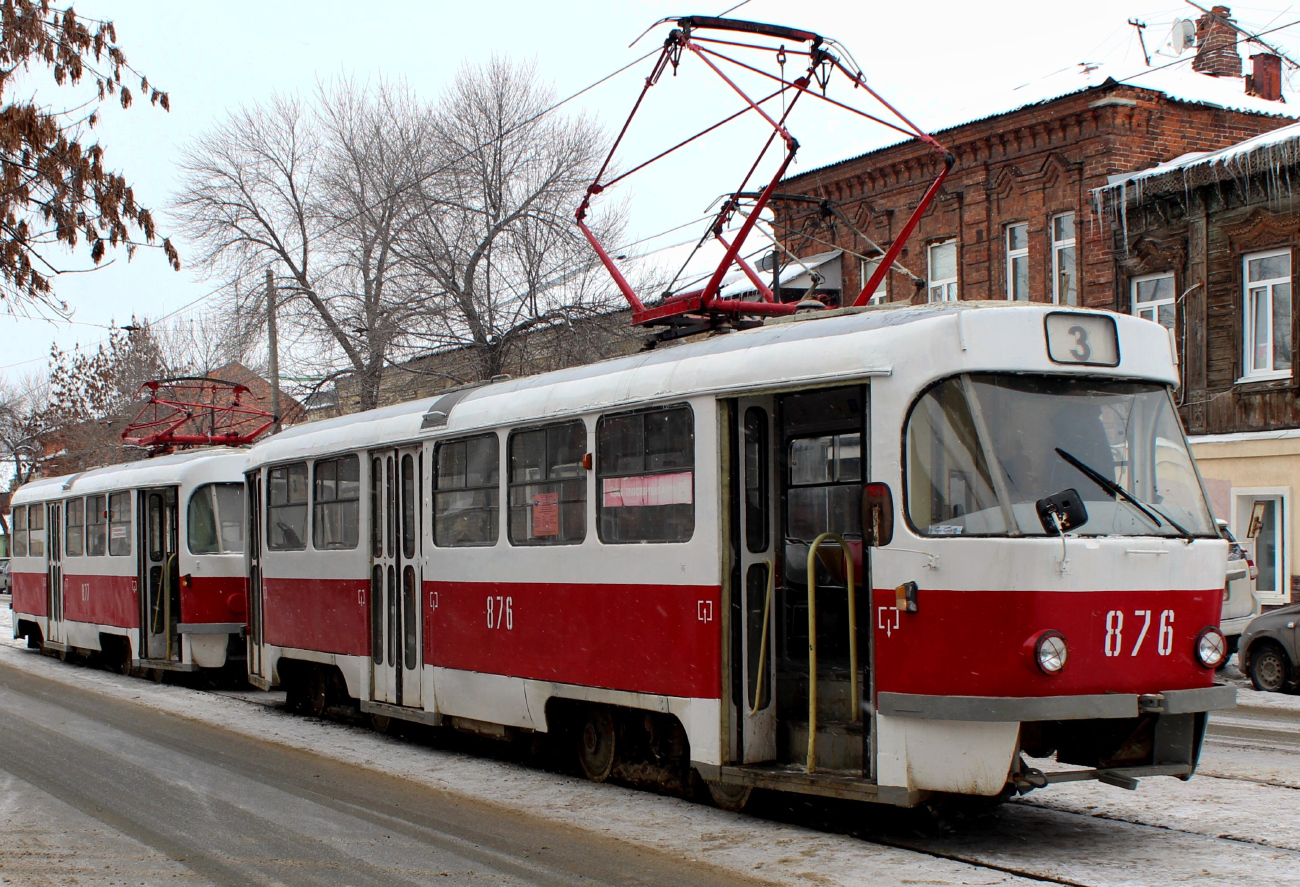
[3,0,1299,384]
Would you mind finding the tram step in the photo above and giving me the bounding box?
[781,720,864,770]
[778,673,863,724]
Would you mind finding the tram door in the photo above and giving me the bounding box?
[246,473,265,679]
[140,488,180,662]
[46,502,64,646]
[369,448,424,708]
[736,397,778,763]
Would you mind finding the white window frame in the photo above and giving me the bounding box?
[927,240,957,303]
[1005,222,1029,300]
[1051,212,1077,305]
[860,256,888,305]
[1240,247,1293,382]
[1131,272,1176,330]
[1231,487,1291,605]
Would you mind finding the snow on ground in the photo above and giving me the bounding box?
[0,611,1029,887]
[6,604,1300,885]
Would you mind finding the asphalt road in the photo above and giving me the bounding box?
[0,662,763,887]
[1206,697,1300,754]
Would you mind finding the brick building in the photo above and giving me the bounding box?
[772,6,1292,311]
[1102,119,1300,606]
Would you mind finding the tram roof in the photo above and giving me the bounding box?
[245,302,1177,466]
[12,447,249,505]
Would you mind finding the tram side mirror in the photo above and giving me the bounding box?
[862,482,894,547]
[1036,489,1088,534]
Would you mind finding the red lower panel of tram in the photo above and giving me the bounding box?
[873,587,1222,698]
[425,580,722,700]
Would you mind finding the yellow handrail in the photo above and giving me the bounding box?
[806,532,858,774]
[747,559,774,717]
[163,552,177,660]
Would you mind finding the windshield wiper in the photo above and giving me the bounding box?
[1054,448,1193,540]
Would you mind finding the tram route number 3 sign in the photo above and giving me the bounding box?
[532,492,559,537]
[1103,609,1176,658]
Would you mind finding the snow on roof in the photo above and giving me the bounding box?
[719,249,842,298]
[789,55,1294,182]
[1102,119,1300,197]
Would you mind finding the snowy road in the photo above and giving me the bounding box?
[1,610,1298,886]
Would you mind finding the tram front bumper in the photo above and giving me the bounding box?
[876,685,1236,722]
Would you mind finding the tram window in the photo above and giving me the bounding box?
[12,506,26,558]
[109,492,132,556]
[905,378,1004,535]
[508,421,586,546]
[744,407,769,553]
[27,505,43,557]
[786,433,862,542]
[312,455,360,550]
[267,462,309,550]
[434,434,499,547]
[401,454,416,559]
[188,484,243,554]
[86,494,107,556]
[370,457,383,558]
[65,498,84,557]
[596,405,694,544]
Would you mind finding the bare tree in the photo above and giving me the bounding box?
[0,372,50,493]
[399,57,626,383]
[171,81,431,411]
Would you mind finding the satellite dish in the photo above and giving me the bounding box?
[1171,19,1196,54]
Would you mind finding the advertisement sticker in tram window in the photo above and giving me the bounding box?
[532,492,559,536]
[1044,313,1119,367]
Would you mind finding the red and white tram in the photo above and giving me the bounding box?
[243,301,1232,808]
[10,449,249,675]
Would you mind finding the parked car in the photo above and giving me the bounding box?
[1219,521,1261,656]
[1240,603,1300,692]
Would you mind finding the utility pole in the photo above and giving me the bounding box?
[266,267,282,433]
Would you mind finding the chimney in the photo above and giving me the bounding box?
[1193,5,1243,77]
[1246,52,1284,101]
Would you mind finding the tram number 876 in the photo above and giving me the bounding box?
[487,595,514,630]
[1104,609,1174,658]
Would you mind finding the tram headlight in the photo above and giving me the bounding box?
[1035,631,1068,675]
[1195,626,1228,669]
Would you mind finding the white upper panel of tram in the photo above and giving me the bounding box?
[11,448,249,505]
[246,303,1178,465]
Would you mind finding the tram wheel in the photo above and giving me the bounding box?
[1249,642,1292,693]
[706,781,753,812]
[368,712,394,735]
[577,706,617,782]
[306,668,332,718]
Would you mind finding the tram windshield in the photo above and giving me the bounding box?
[906,373,1216,538]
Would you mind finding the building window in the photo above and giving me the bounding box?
[1236,490,1289,605]
[860,256,888,304]
[1006,223,1029,300]
[1132,273,1176,331]
[12,505,26,558]
[1052,212,1077,305]
[597,404,695,544]
[312,455,360,550]
[27,504,43,557]
[1243,249,1292,379]
[65,498,84,557]
[188,483,243,554]
[267,462,309,550]
[109,492,131,556]
[434,434,499,547]
[508,421,587,546]
[927,240,957,302]
[86,494,106,556]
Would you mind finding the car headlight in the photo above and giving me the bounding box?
[1195,627,1227,669]
[1035,631,1068,674]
